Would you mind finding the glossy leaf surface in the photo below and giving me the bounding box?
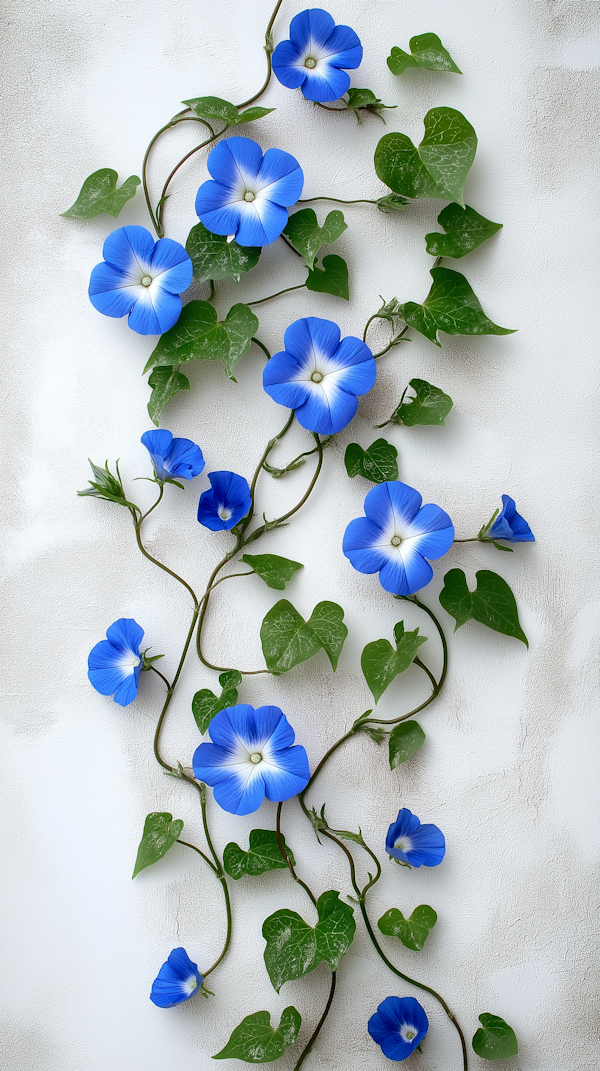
[384,379,453,427]
[378,904,437,950]
[389,720,426,769]
[305,255,349,300]
[213,1006,301,1063]
[283,209,347,269]
[401,267,515,345]
[147,366,190,426]
[472,1014,519,1060]
[241,553,304,590]
[186,222,261,284]
[145,301,258,377]
[387,33,461,76]
[132,812,183,878]
[192,669,242,734]
[440,569,528,646]
[344,439,398,483]
[362,622,427,703]
[223,829,295,880]
[184,96,274,126]
[425,203,502,259]
[61,168,140,218]
[261,600,347,673]
[374,108,477,207]
[263,891,355,992]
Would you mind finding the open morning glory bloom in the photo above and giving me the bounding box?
[88,226,192,335]
[272,9,363,103]
[141,429,205,483]
[150,947,203,1008]
[368,996,429,1061]
[485,494,535,543]
[195,137,304,247]
[343,481,454,596]
[88,618,144,707]
[263,317,376,435]
[386,808,446,868]
[192,704,310,816]
[197,471,252,531]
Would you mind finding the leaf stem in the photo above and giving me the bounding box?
[178,837,218,876]
[292,970,337,1071]
[247,284,306,307]
[276,802,318,908]
[251,336,272,361]
[148,664,172,691]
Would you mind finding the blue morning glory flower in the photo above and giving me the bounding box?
[385,808,445,868]
[484,495,535,543]
[342,481,454,596]
[141,429,205,483]
[195,137,304,247]
[150,947,203,1008]
[192,704,310,816]
[263,317,376,435]
[272,9,363,103]
[197,471,252,531]
[368,996,429,1061]
[89,226,192,335]
[88,618,144,707]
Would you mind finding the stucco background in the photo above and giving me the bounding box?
[1,1,599,1068]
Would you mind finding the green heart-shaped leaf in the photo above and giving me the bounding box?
[186,222,261,284]
[260,600,347,673]
[223,829,296,880]
[241,553,304,590]
[61,168,140,219]
[192,669,242,734]
[263,891,355,992]
[378,904,437,950]
[440,569,528,646]
[145,301,258,377]
[389,720,426,769]
[362,622,427,703]
[147,366,190,426]
[472,1014,518,1060]
[387,34,461,76]
[132,812,184,878]
[183,96,274,127]
[213,1006,301,1062]
[374,108,476,207]
[426,203,502,259]
[401,267,515,346]
[383,379,453,428]
[283,208,347,269]
[305,254,349,300]
[344,439,398,483]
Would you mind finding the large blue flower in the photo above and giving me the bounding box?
[272,9,363,103]
[150,947,203,1008]
[88,618,144,707]
[89,226,192,335]
[485,495,535,543]
[368,996,429,1061]
[141,429,205,483]
[197,471,252,531]
[195,137,303,247]
[263,317,376,435]
[343,481,454,596]
[192,704,310,816]
[385,808,445,868]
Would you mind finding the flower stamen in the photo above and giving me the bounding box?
[250,752,263,764]
[244,191,256,202]
[305,57,316,69]
[391,535,402,547]
[141,275,152,287]
[311,371,323,383]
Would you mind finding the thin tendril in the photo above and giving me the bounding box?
[247,284,306,307]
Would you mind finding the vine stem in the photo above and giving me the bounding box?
[247,284,306,307]
[276,803,317,907]
[237,0,285,109]
[292,971,337,1071]
[298,196,379,205]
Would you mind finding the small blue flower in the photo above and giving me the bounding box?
[368,996,429,1061]
[89,226,192,335]
[263,317,376,435]
[273,9,363,103]
[343,481,454,596]
[386,808,445,868]
[150,947,203,1008]
[192,704,310,816]
[485,495,535,543]
[88,618,144,707]
[195,137,304,247]
[198,471,252,531]
[141,429,205,483]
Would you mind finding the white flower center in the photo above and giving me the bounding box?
[311,371,323,383]
[183,974,198,995]
[250,752,263,764]
[244,190,255,202]
[218,506,232,521]
[394,836,412,853]
[391,535,402,547]
[141,275,152,287]
[305,57,316,68]
[401,1025,417,1042]
[118,653,140,676]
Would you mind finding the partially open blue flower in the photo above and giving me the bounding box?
[195,137,303,247]
[343,481,454,596]
[88,618,144,707]
[192,704,310,816]
[273,9,363,103]
[197,471,252,531]
[386,808,445,868]
[484,495,535,543]
[89,226,192,335]
[150,947,203,1008]
[263,317,376,435]
[141,429,205,483]
[368,996,429,1061]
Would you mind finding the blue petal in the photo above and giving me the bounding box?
[319,25,363,66]
[106,618,144,653]
[198,471,252,530]
[379,552,433,596]
[102,226,155,274]
[368,996,428,1060]
[149,239,192,295]
[301,64,351,103]
[342,518,389,572]
[88,661,129,698]
[195,178,243,234]
[364,481,423,530]
[230,704,294,749]
[112,669,141,707]
[164,437,205,479]
[272,40,307,89]
[214,769,266,816]
[88,262,139,319]
[192,740,241,781]
[207,137,263,187]
[385,808,421,851]
[127,285,182,335]
[141,428,172,463]
[262,745,310,802]
[257,148,304,207]
[284,316,341,360]
[150,948,202,1008]
[263,351,313,409]
[408,823,446,867]
[236,199,288,246]
[295,383,358,434]
[327,336,376,395]
[288,8,336,50]
[489,495,534,542]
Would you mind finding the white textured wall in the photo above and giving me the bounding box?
[1,1,599,1068]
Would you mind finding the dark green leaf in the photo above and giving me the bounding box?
[260,600,347,673]
[384,379,453,427]
[145,300,259,377]
[262,891,355,992]
[362,622,427,703]
[346,87,396,120]
[61,168,140,218]
[192,669,242,734]
[426,203,502,259]
[389,720,426,769]
[223,829,296,880]
[132,812,183,878]
[305,254,349,300]
[401,267,515,346]
[235,106,276,125]
[387,33,461,76]
[283,209,347,269]
[183,95,239,123]
[147,366,190,426]
[308,602,348,670]
[374,108,477,207]
[440,569,528,646]
[241,553,304,590]
[472,1014,518,1060]
[344,439,398,483]
[213,1006,301,1063]
[378,904,437,950]
[186,222,261,284]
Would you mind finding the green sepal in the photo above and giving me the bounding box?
[377,193,410,213]
[387,33,461,76]
[389,720,426,769]
[61,168,140,218]
[345,87,396,121]
[472,1014,518,1060]
[240,553,304,590]
[262,891,356,992]
[147,366,190,426]
[283,208,347,269]
[381,379,453,427]
[344,439,398,483]
[362,622,427,703]
[401,267,515,346]
[305,254,349,300]
[77,459,138,511]
[186,222,261,284]
[260,600,348,673]
[183,96,275,126]
[145,300,259,377]
[132,812,184,878]
[439,569,528,646]
[374,108,477,207]
[378,904,437,950]
[213,1006,301,1063]
[192,669,242,734]
[223,829,296,880]
[426,203,502,259]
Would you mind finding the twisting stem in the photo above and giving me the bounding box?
[134,516,199,609]
[247,284,306,307]
[197,785,233,977]
[276,803,318,907]
[373,324,410,360]
[153,606,200,772]
[292,971,337,1071]
[298,196,379,205]
[178,837,218,876]
[142,116,214,236]
[157,130,222,232]
[236,0,285,108]
[148,665,172,691]
[251,336,272,361]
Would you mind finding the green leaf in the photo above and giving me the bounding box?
[305,254,349,300]
[283,209,347,270]
[384,379,453,427]
[223,829,296,880]
[374,108,477,207]
[260,600,347,673]
[132,812,184,878]
[192,669,242,734]
[389,720,426,769]
[241,553,304,590]
[235,106,276,125]
[183,96,274,127]
[186,222,261,284]
[362,622,427,703]
[213,1006,301,1063]
[145,300,259,377]
[77,459,138,510]
[387,33,462,76]
[426,203,502,259]
[472,1014,518,1060]
[377,192,410,213]
[378,904,437,951]
[401,267,515,346]
[147,366,190,426]
[344,439,398,483]
[439,569,528,646]
[262,891,355,992]
[346,87,396,120]
[61,168,140,218]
